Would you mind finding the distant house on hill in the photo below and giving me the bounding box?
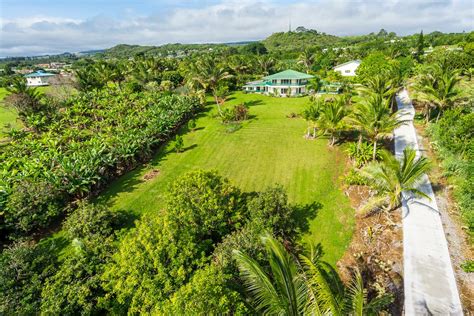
[24,70,56,86]
[243,69,314,97]
[334,60,361,77]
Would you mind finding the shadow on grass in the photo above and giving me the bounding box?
[244,99,264,107]
[181,143,198,152]
[292,201,322,234]
[96,116,202,207]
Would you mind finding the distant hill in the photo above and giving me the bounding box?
[103,43,229,58]
[263,28,341,52]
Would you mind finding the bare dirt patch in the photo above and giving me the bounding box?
[415,123,474,313]
[143,169,160,181]
[338,184,404,315]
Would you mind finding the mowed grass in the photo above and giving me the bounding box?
[98,92,354,264]
[0,86,49,137]
[0,88,19,136]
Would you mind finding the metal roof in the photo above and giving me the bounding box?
[333,60,361,69]
[263,69,314,80]
[24,70,56,78]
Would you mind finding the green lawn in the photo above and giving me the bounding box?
[98,92,354,264]
[0,88,19,136]
[0,86,51,137]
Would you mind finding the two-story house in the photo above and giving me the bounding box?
[243,69,314,97]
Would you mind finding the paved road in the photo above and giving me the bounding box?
[394,90,462,315]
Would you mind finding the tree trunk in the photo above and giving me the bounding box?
[373,140,377,160]
[436,107,442,122]
[357,134,363,151]
[214,95,223,116]
[312,126,317,138]
[425,106,431,124]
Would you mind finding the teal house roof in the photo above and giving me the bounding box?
[263,69,314,80]
[24,70,56,78]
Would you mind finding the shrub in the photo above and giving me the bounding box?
[221,104,250,123]
[188,119,197,131]
[63,202,124,240]
[174,135,184,153]
[0,241,57,315]
[344,168,368,185]
[4,180,64,236]
[41,236,115,315]
[346,142,381,167]
[102,170,245,313]
[233,103,249,121]
[427,107,474,233]
[158,264,248,315]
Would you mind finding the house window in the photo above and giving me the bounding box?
[345,70,351,73]
[281,79,290,85]
[281,88,288,94]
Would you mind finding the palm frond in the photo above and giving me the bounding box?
[233,249,284,315]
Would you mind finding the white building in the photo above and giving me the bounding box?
[333,60,361,77]
[24,70,56,86]
[243,69,314,97]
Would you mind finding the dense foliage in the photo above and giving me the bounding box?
[427,107,474,233]
[1,88,199,237]
[102,171,300,314]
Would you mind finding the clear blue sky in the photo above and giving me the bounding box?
[1,0,473,57]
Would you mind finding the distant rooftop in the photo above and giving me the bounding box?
[24,70,56,78]
[263,69,314,80]
[334,59,361,69]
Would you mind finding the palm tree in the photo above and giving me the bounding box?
[233,235,391,315]
[350,94,404,160]
[302,100,322,138]
[359,74,397,108]
[5,78,43,120]
[297,49,315,73]
[187,57,233,115]
[318,98,347,146]
[233,235,306,315]
[415,70,460,122]
[257,56,276,75]
[359,147,431,214]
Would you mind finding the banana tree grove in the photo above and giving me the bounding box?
[0,87,200,237]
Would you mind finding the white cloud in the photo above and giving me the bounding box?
[1,0,473,57]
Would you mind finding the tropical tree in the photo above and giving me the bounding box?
[414,66,461,122]
[233,235,391,315]
[359,147,431,214]
[187,57,233,115]
[5,78,43,121]
[298,48,315,72]
[257,55,276,75]
[318,98,348,146]
[350,94,404,160]
[359,74,396,101]
[302,99,322,138]
[233,235,306,315]
[74,65,106,91]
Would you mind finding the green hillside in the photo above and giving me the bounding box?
[263,29,341,52]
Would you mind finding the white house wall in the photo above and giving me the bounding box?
[26,76,52,86]
[334,62,360,77]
